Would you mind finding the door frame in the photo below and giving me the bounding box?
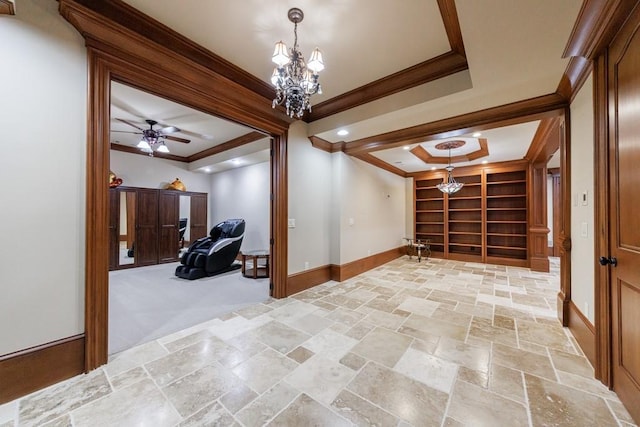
[60,0,292,370]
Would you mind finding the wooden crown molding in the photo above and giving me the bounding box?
[437,0,466,56]
[110,131,266,163]
[59,0,292,133]
[0,0,15,15]
[410,138,489,164]
[351,153,407,177]
[556,56,593,102]
[525,117,561,163]
[306,0,467,122]
[65,0,275,100]
[306,51,468,122]
[344,93,567,155]
[308,136,345,153]
[110,143,188,162]
[563,0,638,60]
[187,131,267,162]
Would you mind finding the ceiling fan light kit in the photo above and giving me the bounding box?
[271,7,324,119]
[115,118,190,157]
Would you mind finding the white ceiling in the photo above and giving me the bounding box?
[113,0,583,172]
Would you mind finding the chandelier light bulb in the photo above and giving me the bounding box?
[436,145,464,194]
[271,8,324,119]
[156,143,170,153]
[137,139,151,150]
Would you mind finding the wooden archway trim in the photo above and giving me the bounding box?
[60,0,290,370]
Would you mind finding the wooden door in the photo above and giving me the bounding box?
[607,7,640,420]
[135,189,159,266]
[108,189,119,271]
[190,193,208,241]
[158,191,179,263]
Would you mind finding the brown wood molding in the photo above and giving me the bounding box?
[287,265,332,296]
[60,1,290,371]
[0,335,85,404]
[110,143,188,162]
[563,0,637,60]
[0,0,15,15]
[525,117,561,163]
[270,134,288,299]
[331,247,405,282]
[62,0,275,101]
[307,51,468,122]
[557,56,593,102]
[344,93,568,155]
[437,0,466,56]
[187,132,266,162]
[593,54,611,385]
[308,136,345,153]
[351,153,407,178]
[59,1,291,133]
[568,300,596,368]
[410,138,489,164]
[408,158,529,179]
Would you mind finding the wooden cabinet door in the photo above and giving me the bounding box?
[108,189,119,271]
[607,6,640,421]
[135,189,159,266]
[158,191,179,263]
[190,193,208,240]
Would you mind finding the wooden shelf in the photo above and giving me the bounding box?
[414,163,529,268]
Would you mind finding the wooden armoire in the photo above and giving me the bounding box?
[108,186,208,270]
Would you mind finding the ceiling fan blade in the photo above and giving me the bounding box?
[161,125,180,134]
[111,130,142,135]
[165,135,191,144]
[115,118,145,131]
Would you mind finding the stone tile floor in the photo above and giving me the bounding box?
[1,257,636,426]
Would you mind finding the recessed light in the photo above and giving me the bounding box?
[231,159,241,164]
[403,146,410,150]
[337,129,349,137]
[431,166,437,170]
[203,167,211,173]
[472,132,482,138]
[482,160,488,164]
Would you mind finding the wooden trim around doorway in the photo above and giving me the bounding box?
[568,301,596,368]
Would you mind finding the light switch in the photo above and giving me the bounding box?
[581,191,588,206]
[288,218,296,228]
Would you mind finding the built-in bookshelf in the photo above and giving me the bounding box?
[414,177,445,256]
[413,161,529,267]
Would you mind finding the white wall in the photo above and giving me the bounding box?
[336,154,407,264]
[110,150,210,193]
[0,0,87,355]
[288,121,333,273]
[210,161,270,253]
[570,73,595,324]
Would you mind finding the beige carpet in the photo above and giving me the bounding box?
[108,262,269,354]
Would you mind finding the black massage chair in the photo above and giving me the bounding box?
[175,218,245,280]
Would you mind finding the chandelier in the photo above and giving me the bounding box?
[435,141,464,194]
[271,8,324,119]
[136,120,170,156]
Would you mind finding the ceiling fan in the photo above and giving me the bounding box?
[112,118,191,155]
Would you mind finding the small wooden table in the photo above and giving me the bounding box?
[241,250,270,278]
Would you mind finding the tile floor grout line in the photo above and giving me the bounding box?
[521,370,534,427]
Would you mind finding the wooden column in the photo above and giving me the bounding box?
[557,116,572,326]
[529,162,550,272]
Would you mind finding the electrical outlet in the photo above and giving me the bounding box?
[581,222,588,238]
[288,218,296,228]
[304,261,309,270]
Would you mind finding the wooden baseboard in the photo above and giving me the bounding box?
[287,265,332,296]
[567,301,596,368]
[529,256,550,272]
[0,334,85,404]
[331,246,405,282]
[286,246,405,295]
